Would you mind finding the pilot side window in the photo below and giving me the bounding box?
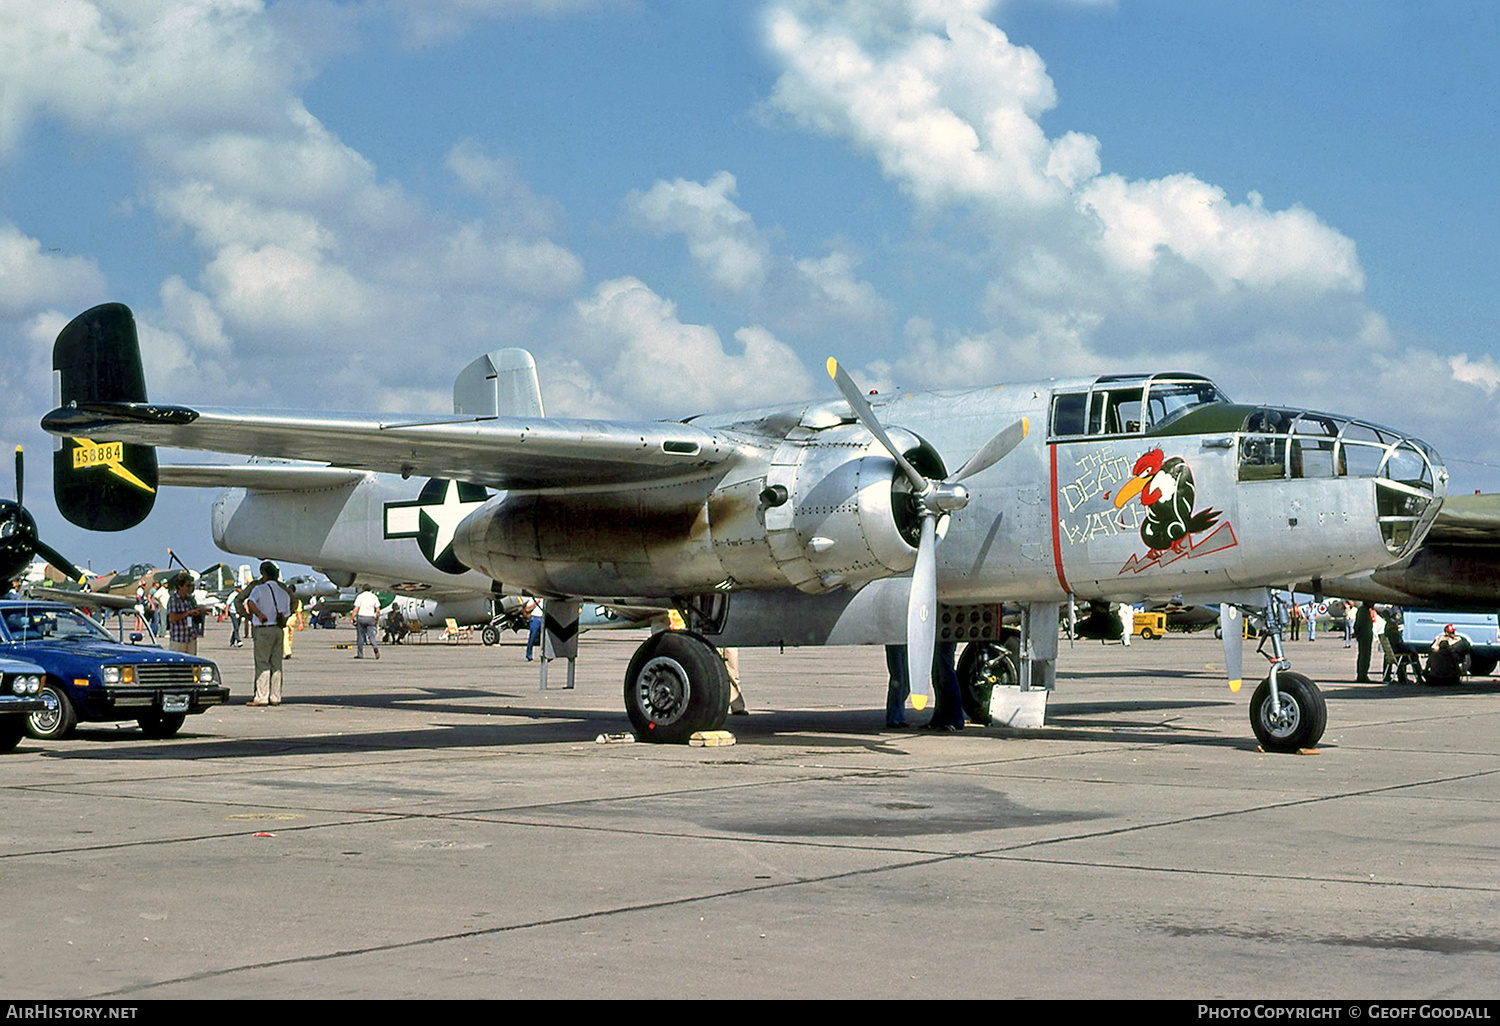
[1089,388,1144,435]
[1051,386,1148,438]
[1050,392,1087,436]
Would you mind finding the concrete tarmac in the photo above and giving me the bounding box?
[3,622,1499,1000]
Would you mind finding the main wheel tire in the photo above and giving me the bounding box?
[957,634,1020,727]
[0,718,24,752]
[137,713,187,738]
[26,683,76,741]
[1249,671,1326,752]
[624,631,730,743]
[481,625,501,647]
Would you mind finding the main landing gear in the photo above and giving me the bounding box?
[1231,591,1327,752]
[623,630,730,744]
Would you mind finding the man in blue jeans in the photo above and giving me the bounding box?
[524,598,543,660]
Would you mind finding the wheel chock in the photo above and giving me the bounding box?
[594,732,636,744]
[689,730,736,747]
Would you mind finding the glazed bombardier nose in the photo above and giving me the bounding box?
[1236,407,1447,558]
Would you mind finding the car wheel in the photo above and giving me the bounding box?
[26,683,77,740]
[137,713,187,738]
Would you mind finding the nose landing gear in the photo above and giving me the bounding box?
[1236,590,1327,752]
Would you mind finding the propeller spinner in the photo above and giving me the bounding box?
[826,360,1028,711]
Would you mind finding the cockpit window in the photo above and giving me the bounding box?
[1050,374,1227,439]
[1089,387,1143,435]
[1145,380,1231,430]
[1050,392,1087,437]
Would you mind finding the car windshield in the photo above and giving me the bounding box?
[2,607,114,644]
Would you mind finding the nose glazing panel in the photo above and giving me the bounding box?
[1235,407,1446,557]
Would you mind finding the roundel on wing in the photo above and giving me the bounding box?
[382,479,491,575]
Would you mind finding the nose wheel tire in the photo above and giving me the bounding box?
[481,625,501,646]
[1249,671,1326,752]
[957,635,1020,726]
[624,631,729,743]
[26,683,76,741]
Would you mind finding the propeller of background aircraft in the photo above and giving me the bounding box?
[0,446,86,584]
[827,360,1028,709]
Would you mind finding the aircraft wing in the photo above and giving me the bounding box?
[1425,494,1500,546]
[24,585,141,611]
[44,402,755,493]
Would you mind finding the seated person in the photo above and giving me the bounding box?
[1425,625,1471,685]
[382,607,408,644]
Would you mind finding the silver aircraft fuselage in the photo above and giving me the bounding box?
[450,374,1446,615]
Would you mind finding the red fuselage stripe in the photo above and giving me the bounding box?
[1049,443,1070,594]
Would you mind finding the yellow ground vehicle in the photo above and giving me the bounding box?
[1132,611,1166,640]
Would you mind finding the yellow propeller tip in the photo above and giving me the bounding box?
[1229,679,1242,694]
[826,357,838,378]
[910,694,929,711]
[1020,416,1029,437]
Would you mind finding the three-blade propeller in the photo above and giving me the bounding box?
[826,360,1028,710]
[0,446,86,585]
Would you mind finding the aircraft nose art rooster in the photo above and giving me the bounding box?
[1113,448,1221,555]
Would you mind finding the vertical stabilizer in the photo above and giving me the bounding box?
[51,304,159,531]
[453,349,544,418]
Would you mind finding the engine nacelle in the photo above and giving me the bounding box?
[453,423,939,598]
[761,423,938,593]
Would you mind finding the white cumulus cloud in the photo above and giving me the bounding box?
[0,0,594,413]
[571,276,813,415]
[628,170,893,341]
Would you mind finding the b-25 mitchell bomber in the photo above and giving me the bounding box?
[43,304,1447,750]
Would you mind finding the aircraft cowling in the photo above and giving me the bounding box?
[451,424,934,598]
[760,423,938,594]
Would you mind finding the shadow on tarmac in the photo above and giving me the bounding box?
[33,688,1266,762]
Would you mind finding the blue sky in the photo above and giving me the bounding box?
[2,0,1497,574]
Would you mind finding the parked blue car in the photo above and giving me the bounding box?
[0,653,48,751]
[0,600,229,739]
